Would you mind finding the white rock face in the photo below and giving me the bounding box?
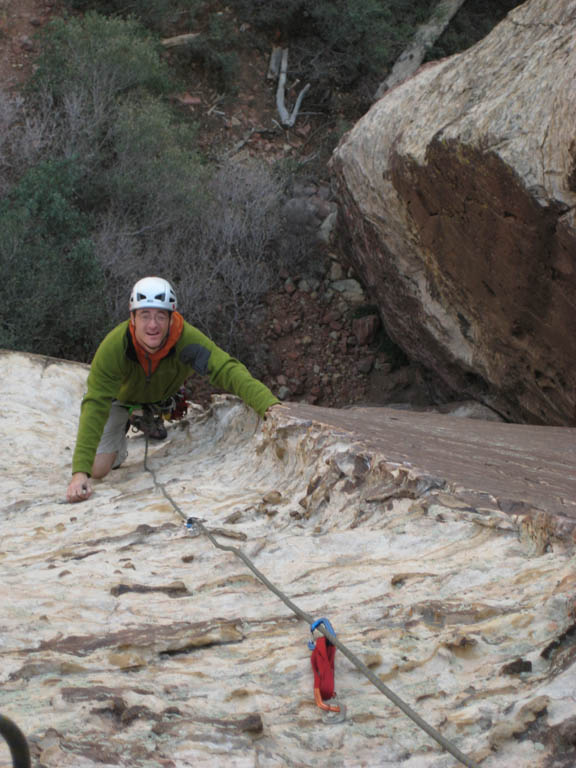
[1,350,576,767]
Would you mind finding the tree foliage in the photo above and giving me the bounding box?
[0,159,108,358]
[62,0,203,34]
[0,13,309,363]
[234,0,432,93]
[31,13,174,98]
[56,0,525,101]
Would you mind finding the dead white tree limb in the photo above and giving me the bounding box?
[161,32,201,49]
[374,0,468,100]
[276,48,310,128]
[267,46,283,81]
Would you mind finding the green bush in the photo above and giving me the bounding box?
[0,159,109,360]
[90,95,209,321]
[167,10,239,91]
[58,1,240,88]
[234,0,432,92]
[23,13,180,192]
[31,12,175,101]
[106,96,203,219]
[62,0,203,34]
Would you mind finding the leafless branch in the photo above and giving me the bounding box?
[267,46,283,80]
[374,0,468,100]
[161,32,201,49]
[276,48,311,128]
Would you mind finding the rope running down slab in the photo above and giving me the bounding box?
[143,436,479,768]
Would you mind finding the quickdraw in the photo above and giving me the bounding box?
[309,618,344,718]
[168,388,189,420]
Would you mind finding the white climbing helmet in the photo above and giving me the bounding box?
[129,277,177,312]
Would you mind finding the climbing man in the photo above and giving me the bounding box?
[66,276,280,503]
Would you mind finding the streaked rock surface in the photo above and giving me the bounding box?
[332,0,576,426]
[1,350,576,767]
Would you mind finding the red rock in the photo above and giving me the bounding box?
[352,314,381,346]
[20,36,34,52]
[291,379,305,395]
[177,92,203,106]
[268,353,282,375]
[357,356,375,374]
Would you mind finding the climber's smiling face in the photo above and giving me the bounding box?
[132,308,171,353]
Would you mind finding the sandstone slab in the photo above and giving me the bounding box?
[1,351,576,767]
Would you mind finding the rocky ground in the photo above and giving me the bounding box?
[166,26,449,411]
[0,0,60,87]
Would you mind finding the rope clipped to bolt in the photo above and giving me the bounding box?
[143,435,480,768]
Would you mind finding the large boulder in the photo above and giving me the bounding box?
[331,0,576,425]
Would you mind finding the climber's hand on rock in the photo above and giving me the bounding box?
[67,473,92,503]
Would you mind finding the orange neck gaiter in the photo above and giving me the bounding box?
[129,311,184,377]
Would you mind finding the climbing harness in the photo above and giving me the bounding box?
[143,436,480,768]
[151,388,189,422]
[0,714,31,768]
[130,406,167,440]
[129,389,190,440]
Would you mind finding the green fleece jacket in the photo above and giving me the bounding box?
[72,320,279,475]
